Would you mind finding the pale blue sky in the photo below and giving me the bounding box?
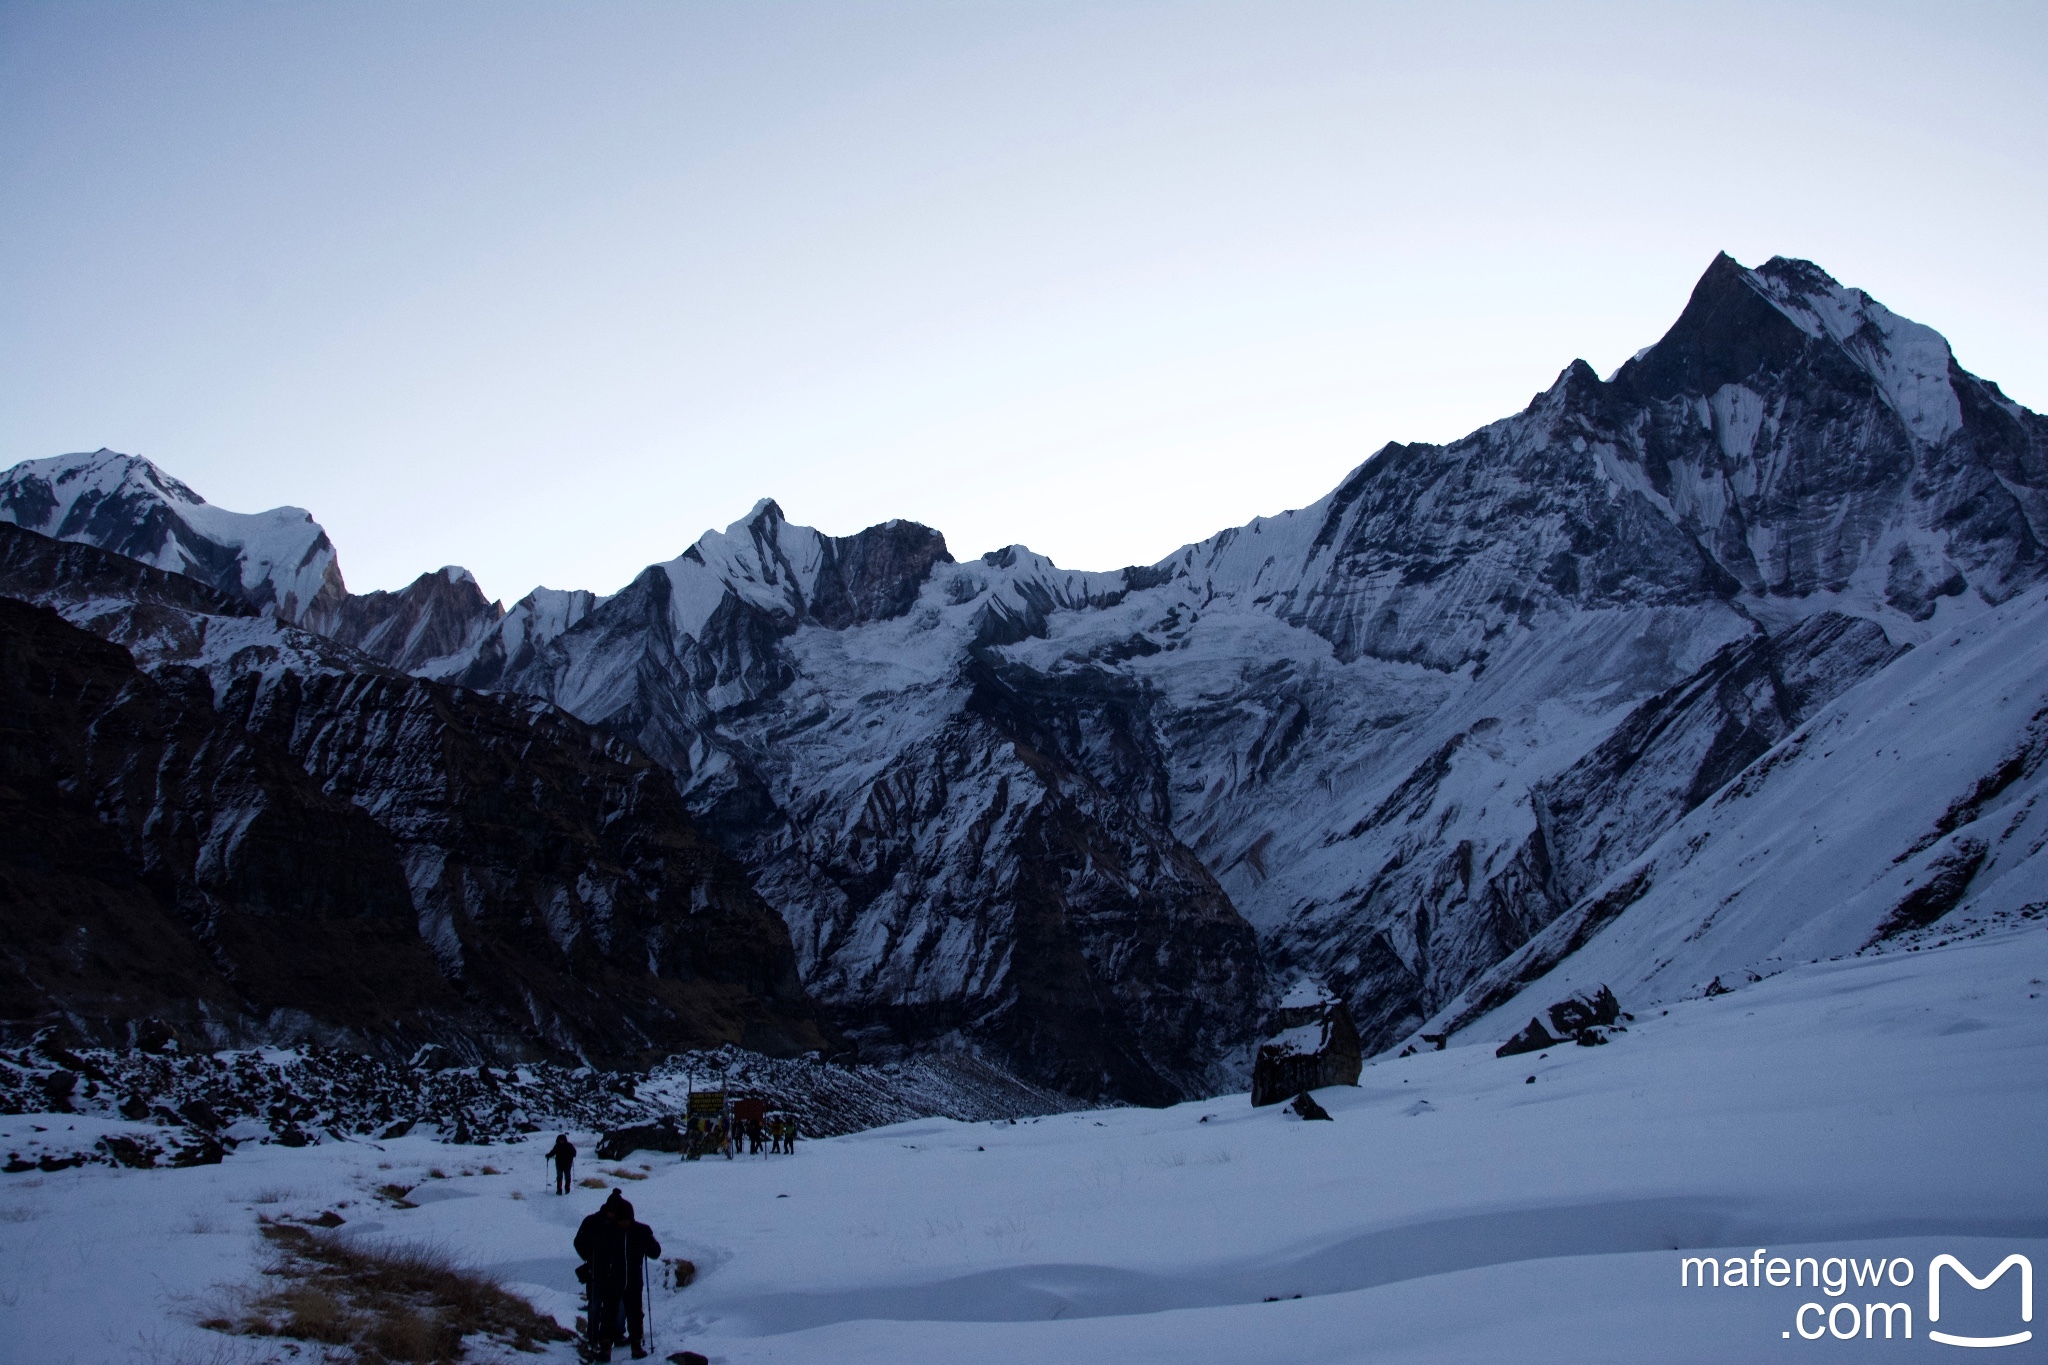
[3,1,2043,600]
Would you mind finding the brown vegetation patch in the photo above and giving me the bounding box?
[214,1219,571,1362]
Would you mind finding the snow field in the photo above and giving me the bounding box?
[3,925,2042,1363]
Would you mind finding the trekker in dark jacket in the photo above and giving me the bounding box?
[548,1133,577,1195]
[574,1189,662,1360]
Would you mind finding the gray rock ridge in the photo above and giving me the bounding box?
[325,566,505,674]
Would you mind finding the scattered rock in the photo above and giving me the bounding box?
[97,1134,160,1168]
[1288,1091,1333,1121]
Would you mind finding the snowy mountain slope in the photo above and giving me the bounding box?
[3,924,2041,1363]
[941,254,2046,1054]
[0,450,510,673]
[0,520,401,687]
[1429,579,2048,1047]
[415,505,1256,1102]
[0,449,348,628]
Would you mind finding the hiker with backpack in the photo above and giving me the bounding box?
[548,1132,577,1195]
[574,1189,662,1361]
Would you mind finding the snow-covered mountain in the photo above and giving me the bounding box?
[8,252,2042,1101]
[0,450,348,628]
[409,252,2045,1081]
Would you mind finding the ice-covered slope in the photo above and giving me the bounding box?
[1431,580,2048,1046]
[0,449,347,627]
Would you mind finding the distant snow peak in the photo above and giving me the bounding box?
[0,448,345,627]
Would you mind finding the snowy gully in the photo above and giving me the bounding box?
[1680,1250,2033,1347]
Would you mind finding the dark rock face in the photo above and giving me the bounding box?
[0,520,252,619]
[216,667,832,1066]
[0,597,462,1050]
[0,531,834,1067]
[739,699,1264,1106]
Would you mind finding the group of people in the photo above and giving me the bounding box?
[685,1107,798,1159]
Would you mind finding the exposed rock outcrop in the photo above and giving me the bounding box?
[0,529,833,1066]
[1251,981,1362,1107]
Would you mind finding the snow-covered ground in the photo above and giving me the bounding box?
[5,924,2042,1364]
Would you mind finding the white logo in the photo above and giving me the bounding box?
[1929,1253,2032,1349]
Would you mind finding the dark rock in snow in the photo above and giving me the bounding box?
[1288,1091,1332,1120]
[1496,1018,1559,1058]
[597,1120,683,1161]
[1546,986,1621,1036]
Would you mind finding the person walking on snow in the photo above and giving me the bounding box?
[547,1132,577,1195]
[574,1190,662,1360]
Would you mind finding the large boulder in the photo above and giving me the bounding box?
[1250,981,1362,1107]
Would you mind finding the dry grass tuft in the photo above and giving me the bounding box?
[603,1167,646,1181]
[212,1219,571,1363]
[577,1176,607,1189]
